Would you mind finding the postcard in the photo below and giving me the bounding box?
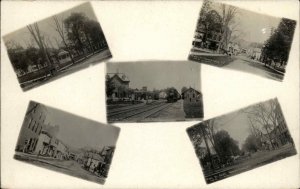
[106,61,204,123]
[187,98,297,184]
[14,101,120,184]
[3,2,112,91]
[189,0,296,81]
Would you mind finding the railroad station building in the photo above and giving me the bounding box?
[182,87,202,103]
[106,72,130,99]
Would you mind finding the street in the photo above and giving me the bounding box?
[14,152,105,184]
[204,144,296,183]
[190,52,284,81]
[224,55,284,81]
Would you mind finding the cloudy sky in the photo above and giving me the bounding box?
[107,61,201,93]
[43,104,120,151]
[4,2,99,49]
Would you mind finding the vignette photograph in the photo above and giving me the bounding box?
[189,0,296,81]
[106,61,204,123]
[14,101,120,184]
[187,98,297,184]
[3,2,112,91]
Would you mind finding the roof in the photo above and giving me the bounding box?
[57,50,69,56]
[182,87,201,95]
[107,73,130,82]
[86,152,105,162]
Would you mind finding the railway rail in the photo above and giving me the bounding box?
[107,101,172,121]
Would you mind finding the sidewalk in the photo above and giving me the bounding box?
[238,56,285,75]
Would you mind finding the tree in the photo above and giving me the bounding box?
[213,130,240,161]
[83,20,107,50]
[27,23,51,66]
[53,15,75,64]
[242,134,262,153]
[217,4,238,52]
[106,78,115,97]
[242,99,282,150]
[64,13,89,55]
[199,10,222,44]
[181,86,188,94]
[262,18,296,63]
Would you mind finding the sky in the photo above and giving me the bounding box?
[107,61,201,93]
[207,1,281,44]
[43,104,120,151]
[198,99,281,149]
[3,2,99,49]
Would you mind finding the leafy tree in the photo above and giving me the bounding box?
[262,18,296,63]
[64,13,88,54]
[106,78,115,97]
[242,134,262,153]
[181,86,188,94]
[213,130,240,161]
[83,20,107,49]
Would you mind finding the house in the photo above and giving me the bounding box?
[15,102,47,153]
[34,129,69,160]
[57,50,72,64]
[34,130,51,156]
[84,151,106,175]
[182,87,203,118]
[193,10,232,51]
[182,87,202,103]
[106,72,130,99]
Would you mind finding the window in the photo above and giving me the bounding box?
[28,118,32,128]
[32,122,36,131]
[35,124,39,133]
[193,93,195,98]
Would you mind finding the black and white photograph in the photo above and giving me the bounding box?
[3,2,112,91]
[106,61,204,123]
[187,98,297,184]
[14,101,120,184]
[189,0,296,81]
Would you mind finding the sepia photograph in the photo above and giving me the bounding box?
[3,2,112,91]
[14,101,120,184]
[189,0,296,81]
[187,98,297,184]
[106,61,203,123]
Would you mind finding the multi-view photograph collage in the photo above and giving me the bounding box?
[1,0,298,187]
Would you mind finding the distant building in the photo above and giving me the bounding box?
[34,130,69,160]
[142,86,147,92]
[182,87,203,118]
[57,50,72,64]
[193,10,231,51]
[260,109,293,150]
[83,151,106,175]
[15,103,47,153]
[182,87,202,103]
[106,73,130,98]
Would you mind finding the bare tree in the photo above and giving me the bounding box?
[217,4,238,52]
[27,23,51,66]
[242,100,281,149]
[53,15,75,64]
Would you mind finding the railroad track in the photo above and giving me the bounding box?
[108,101,161,115]
[108,101,172,121]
